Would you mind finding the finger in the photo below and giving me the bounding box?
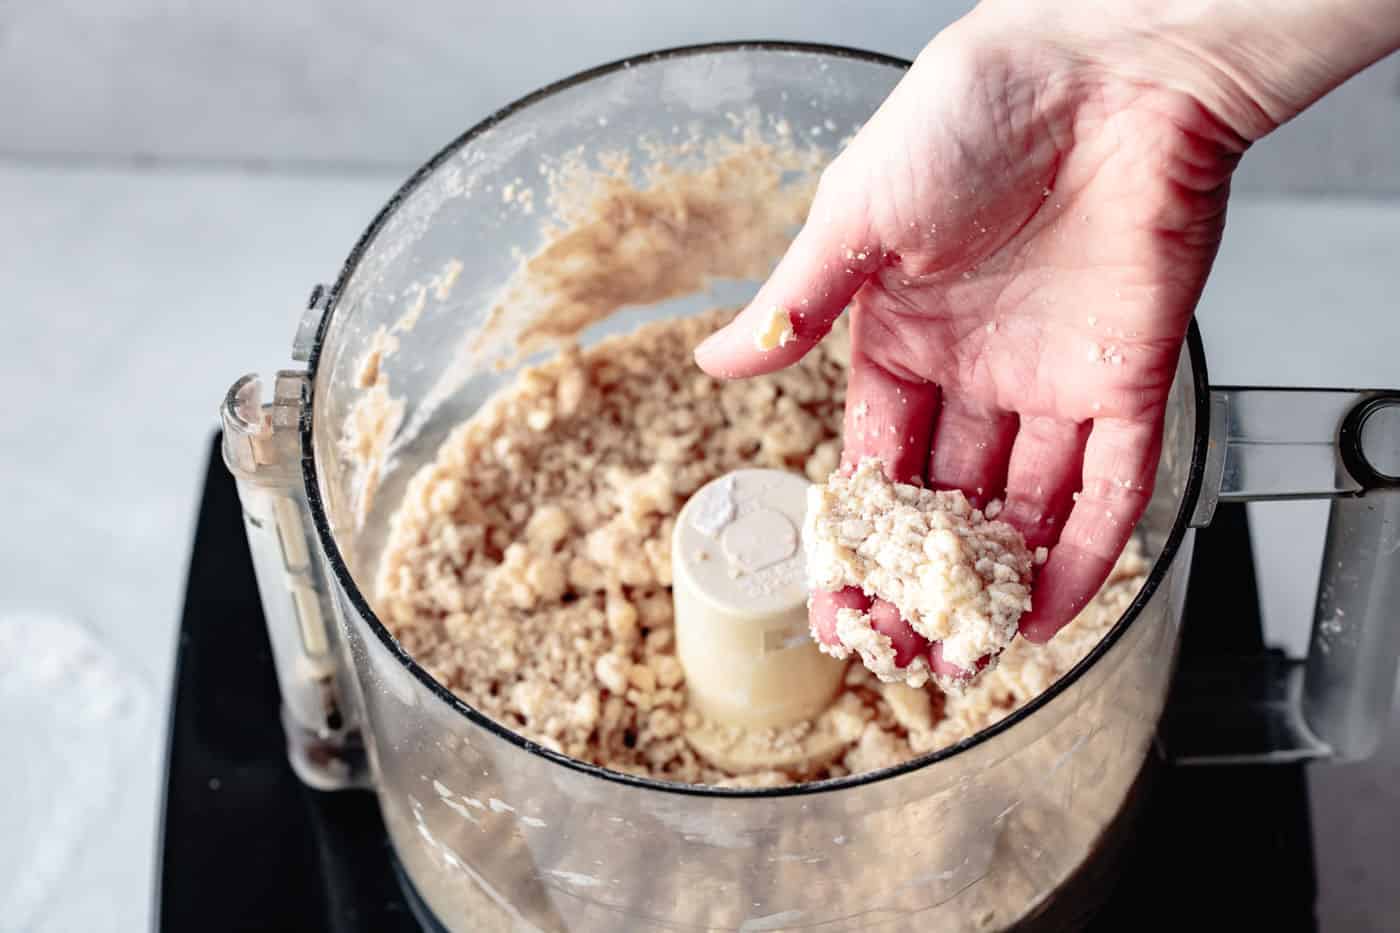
[840,354,940,484]
[810,587,871,648]
[998,415,1091,549]
[1020,417,1161,643]
[927,399,1019,508]
[694,191,878,379]
[929,642,991,681]
[868,599,931,670]
[810,591,933,677]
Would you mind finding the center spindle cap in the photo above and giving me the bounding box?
[672,469,845,730]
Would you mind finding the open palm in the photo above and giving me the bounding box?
[696,23,1246,675]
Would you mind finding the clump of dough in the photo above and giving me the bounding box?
[753,306,795,351]
[805,458,1034,678]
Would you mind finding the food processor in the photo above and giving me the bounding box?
[216,43,1400,932]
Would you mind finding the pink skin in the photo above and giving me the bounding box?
[695,13,1253,669]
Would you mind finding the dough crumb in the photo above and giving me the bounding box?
[754,306,796,351]
[805,458,1033,675]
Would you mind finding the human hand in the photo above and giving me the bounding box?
[695,6,1260,673]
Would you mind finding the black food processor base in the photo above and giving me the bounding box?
[158,435,1317,932]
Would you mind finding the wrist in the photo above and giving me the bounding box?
[969,0,1400,140]
[1143,0,1400,136]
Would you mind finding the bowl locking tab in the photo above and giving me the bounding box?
[219,284,369,791]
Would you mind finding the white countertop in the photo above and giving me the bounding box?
[3,159,1398,931]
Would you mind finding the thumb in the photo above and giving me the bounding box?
[694,192,877,379]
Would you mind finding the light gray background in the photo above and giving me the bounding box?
[2,2,1397,931]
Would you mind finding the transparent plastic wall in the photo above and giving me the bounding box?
[305,47,1199,931]
[334,530,1188,931]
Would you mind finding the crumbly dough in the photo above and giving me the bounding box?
[376,309,1147,785]
[806,459,1034,677]
[377,309,851,784]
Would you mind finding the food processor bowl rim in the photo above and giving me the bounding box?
[301,40,1213,799]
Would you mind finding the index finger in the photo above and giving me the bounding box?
[693,185,878,380]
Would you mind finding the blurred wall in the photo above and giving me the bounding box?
[3,0,1398,192]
